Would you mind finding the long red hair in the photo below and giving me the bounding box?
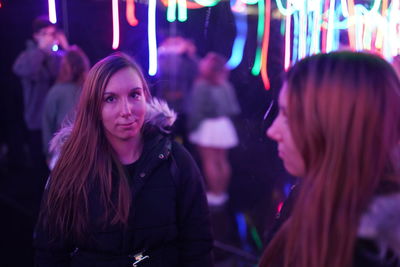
[260,52,400,267]
[39,53,151,241]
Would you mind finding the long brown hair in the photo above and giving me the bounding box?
[260,52,400,267]
[40,53,151,241]
[57,45,90,86]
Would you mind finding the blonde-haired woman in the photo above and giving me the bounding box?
[261,52,400,267]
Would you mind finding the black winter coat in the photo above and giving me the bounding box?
[264,182,400,267]
[34,132,214,267]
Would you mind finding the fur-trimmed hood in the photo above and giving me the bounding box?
[358,193,400,259]
[49,98,177,156]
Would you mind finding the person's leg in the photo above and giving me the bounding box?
[198,146,219,193]
[215,148,231,195]
[198,146,230,205]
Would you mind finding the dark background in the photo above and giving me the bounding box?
[0,0,294,266]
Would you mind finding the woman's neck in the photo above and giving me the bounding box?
[111,135,144,165]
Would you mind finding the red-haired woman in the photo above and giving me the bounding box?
[42,45,90,168]
[187,52,240,207]
[261,52,400,267]
[34,53,213,267]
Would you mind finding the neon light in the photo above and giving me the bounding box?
[284,0,292,70]
[326,0,336,52]
[276,0,294,16]
[177,0,188,22]
[261,0,271,90]
[310,0,322,55]
[161,0,203,9]
[347,0,356,49]
[251,0,265,75]
[48,0,57,24]
[227,0,247,69]
[298,1,307,59]
[193,0,220,7]
[321,0,329,53]
[368,0,382,14]
[341,0,349,17]
[126,0,138,26]
[52,44,59,52]
[148,0,158,76]
[167,0,177,22]
[292,11,299,63]
[306,6,313,56]
[112,0,120,50]
[241,0,259,5]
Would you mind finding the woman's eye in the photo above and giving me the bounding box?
[131,92,141,99]
[105,96,115,103]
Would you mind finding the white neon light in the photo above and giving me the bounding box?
[148,0,158,76]
[48,0,57,24]
[112,0,120,50]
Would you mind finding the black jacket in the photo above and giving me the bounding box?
[264,182,400,267]
[34,100,214,267]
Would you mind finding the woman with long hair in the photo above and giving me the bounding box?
[187,52,240,206]
[42,45,90,167]
[35,53,213,266]
[261,52,400,267]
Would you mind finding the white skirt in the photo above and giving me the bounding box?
[189,117,238,149]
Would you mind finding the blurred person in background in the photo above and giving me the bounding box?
[187,52,240,207]
[156,36,199,146]
[13,15,69,167]
[42,45,90,168]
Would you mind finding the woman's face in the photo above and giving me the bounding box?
[267,84,305,177]
[101,67,146,146]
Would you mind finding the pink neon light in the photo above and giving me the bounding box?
[321,0,330,53]
[126,0,138,26]
[112,0,120,50]
[261,0,271,90]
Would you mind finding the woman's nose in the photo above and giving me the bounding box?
[120,99,132,117]
[266,118,281,141]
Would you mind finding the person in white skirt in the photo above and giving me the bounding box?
[187,52,241,206]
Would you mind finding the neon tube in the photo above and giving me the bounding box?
[347,0,356,49]
[326,0,336,52]
[177,0,188,22]
[112,0,120,50]
[298,0,307,59]
[292,11,299,63]
[251,0,265,75]
[193,0,220,7]
[167,0,177,22]
[126,0,139,26]
[284,0,292,70]
[148,0,158,76]
[310,0,322,55]
[48,0,57,24]
[227,0,247,69]
[260,0,270,90]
